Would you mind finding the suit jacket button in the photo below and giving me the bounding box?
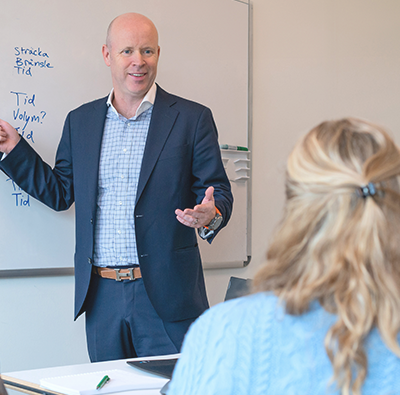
[88,258,92,264]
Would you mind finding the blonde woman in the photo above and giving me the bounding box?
[167,118,400,395]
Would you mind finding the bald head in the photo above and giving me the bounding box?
[102,12,160,117]
[106,13,158,49]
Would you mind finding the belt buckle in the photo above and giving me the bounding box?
[114,268,135,281]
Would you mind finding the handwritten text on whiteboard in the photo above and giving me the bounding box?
[14,47,53,76]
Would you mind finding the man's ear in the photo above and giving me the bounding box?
[102,44,111,67]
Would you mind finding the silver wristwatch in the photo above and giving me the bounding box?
[198,208,223,239]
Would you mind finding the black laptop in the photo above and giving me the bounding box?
[127,358,178,379]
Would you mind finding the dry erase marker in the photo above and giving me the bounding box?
[220,144,248,151]
[96,375,110,390]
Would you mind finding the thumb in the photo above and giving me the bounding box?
[202,186,215,204]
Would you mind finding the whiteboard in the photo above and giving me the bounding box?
[0,0,250,272]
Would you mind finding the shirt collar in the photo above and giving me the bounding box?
[106,83,157,119]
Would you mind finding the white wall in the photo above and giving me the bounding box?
[0,275,88,372]
[2,0,400,374]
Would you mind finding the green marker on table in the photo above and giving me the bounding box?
[220,144,248,151]
[96,375,110,390]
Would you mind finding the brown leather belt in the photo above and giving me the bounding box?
[92,266,142,281]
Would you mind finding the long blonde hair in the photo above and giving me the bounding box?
[254,118,400,394]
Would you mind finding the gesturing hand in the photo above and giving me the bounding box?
[0,119,21,155]
[175,186,217,228]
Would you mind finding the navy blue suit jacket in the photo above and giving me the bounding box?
[1,86,233,322]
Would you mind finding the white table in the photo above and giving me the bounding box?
[1,354,179,395]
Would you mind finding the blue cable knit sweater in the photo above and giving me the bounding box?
[167,292,400,395]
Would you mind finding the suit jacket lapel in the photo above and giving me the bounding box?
[136,86,178,204]
[84,97,108,211]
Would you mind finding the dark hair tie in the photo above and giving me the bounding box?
[359,182,376,198]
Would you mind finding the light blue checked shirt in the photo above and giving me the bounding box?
[93,84,157,267]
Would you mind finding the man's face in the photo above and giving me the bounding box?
[102,15,160,104]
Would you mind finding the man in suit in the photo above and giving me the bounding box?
[0,13,232,362]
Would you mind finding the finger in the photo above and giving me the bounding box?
[176,213,201,228]
[201,186,215,204]
[205,186,214,200]
[0,119,9,130]
[177,208,201,221]
[176,208,196,222]
[0,129,7,141]
[176,208,206,226]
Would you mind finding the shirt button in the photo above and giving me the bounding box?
[117,230,121,234]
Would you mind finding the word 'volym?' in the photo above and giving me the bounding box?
[13,108,46,131]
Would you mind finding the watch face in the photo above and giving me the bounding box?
[208,213,223,230]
